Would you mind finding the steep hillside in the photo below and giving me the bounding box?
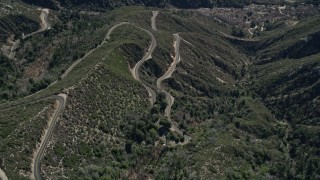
[0,1,319,180]
[255,15,320,63]
[0,15,39,43]
[0,54,21,101]
[0,100,54,179]
[22,0,318,10]
[248,16,320,178]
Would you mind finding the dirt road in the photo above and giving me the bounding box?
[0,168,8,180]
[61,22,130,79]
[23,8,50,39]
[156,34,192,144]
[151,11,159,31]
[157,34,181,119]
[130,25,157,105]
[278,5,286,15]
[156,34,181,90]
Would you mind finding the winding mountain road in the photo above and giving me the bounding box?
[60,21,157,106]
[160,35,181,128]
[14,21,156,104]
[143,85,157,105]
[278,5,286,15]
[30,23,158,178]
[23,8,50,39]
[1,16,175,179]
[156,34,181,90]
[24,22,131,99]
[2,22,158,179]
[62,22,157,104]
[156,34,191,145]
[156,34,181,121]
[1,8,49,60]
[105,22,130,40]
[129,25,157,105]
[130,26,157,80]
[32,94,66,180]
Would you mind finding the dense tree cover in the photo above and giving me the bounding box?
[306,0,320,6]
[231,26,246,37]
[40,64,161,179]
[1,1,319,178]
[0,55,15,80]
[0,10,110,102]
[170,0,256,8]
[20,0,284,9]
[286,31,320,59]
[0,15,39,42]
[21,0,166,9]
[21,0,58,9]
[252,51,320,179]
[0,101,52,179]
[21,0,320,9]
[0,54,19,101]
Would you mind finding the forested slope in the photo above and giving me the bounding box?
[0,15,39,42]
[23,0,320,10]
[0,1,319,179]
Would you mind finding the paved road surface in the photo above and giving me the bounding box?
[32,94,66,180]
[130,25,157,105]
[30,22,158,178]
[62,22,157,104]
[105,22,130,40]
[11,22,156,105]
[2,22,158,179]
[130,26,157,81]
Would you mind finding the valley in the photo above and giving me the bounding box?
[0,0,319,179]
